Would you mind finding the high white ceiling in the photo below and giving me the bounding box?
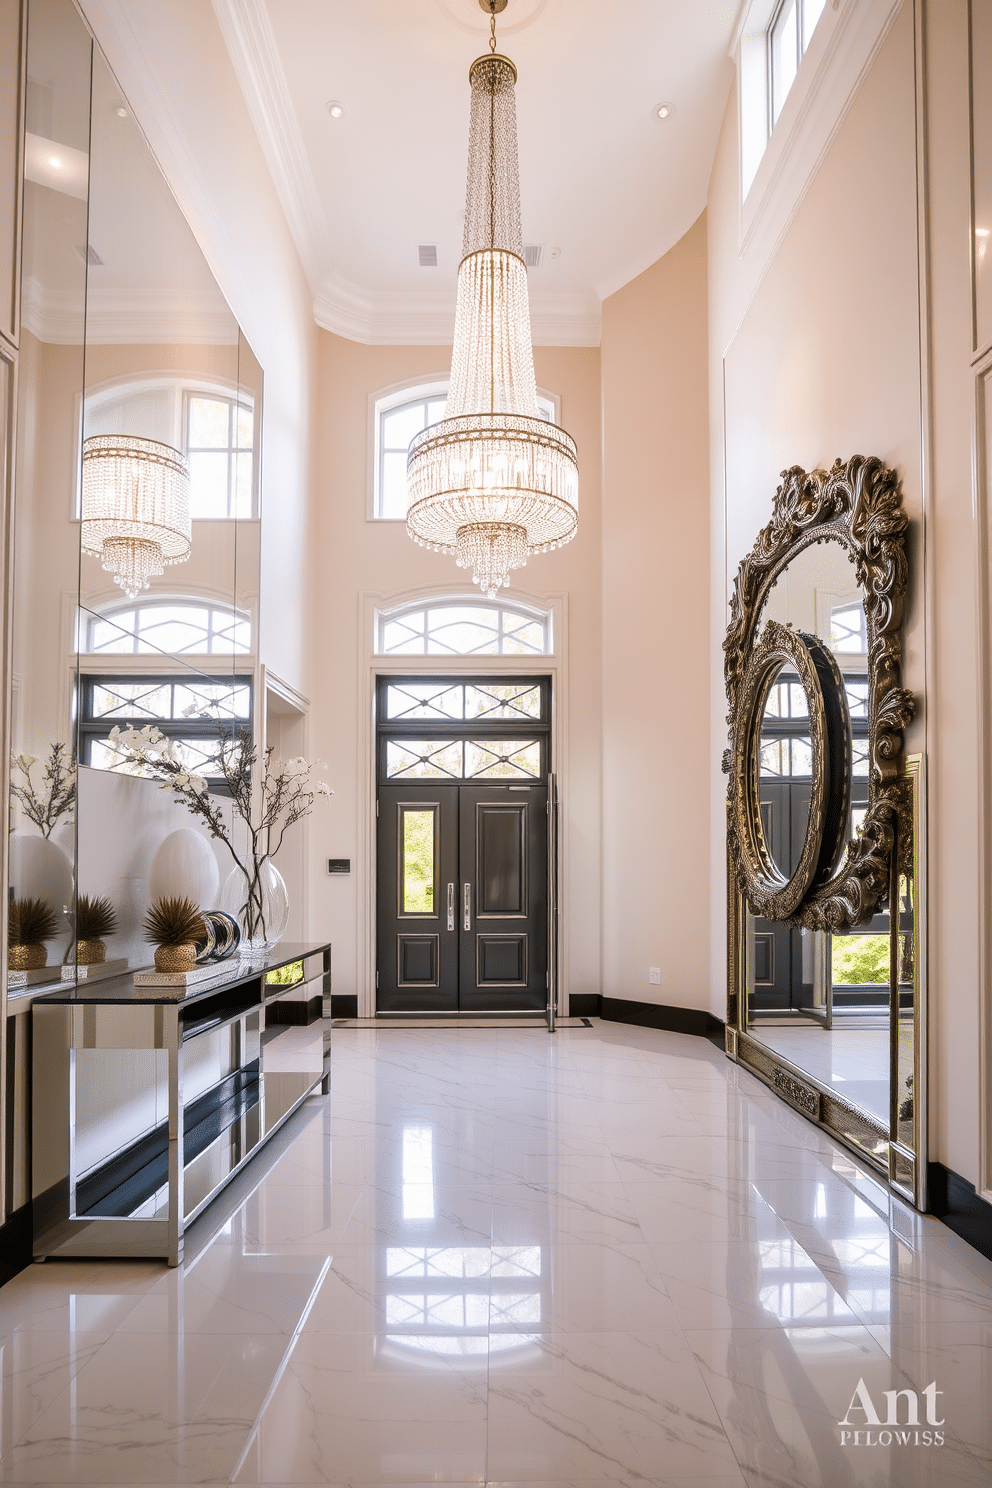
[213,0,738,344]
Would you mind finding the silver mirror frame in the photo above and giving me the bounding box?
[724,455,914,929]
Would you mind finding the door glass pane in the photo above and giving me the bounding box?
[387,740,464,779]
[386,683,465,720]
[464,740,541,780]
[464,684,542,720]
[402,809,436,914]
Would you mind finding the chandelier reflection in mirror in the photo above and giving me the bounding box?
[81,435,191,599]
[405,0,579,597]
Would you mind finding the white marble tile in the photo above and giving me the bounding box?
[3,1023,991,1486]
[231,1330,488,1484]
[486,1330,740,1482]
[687,1323,990,1488]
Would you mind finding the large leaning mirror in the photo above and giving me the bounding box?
[724,457,926,1209]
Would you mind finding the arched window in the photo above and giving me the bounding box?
[82,376,256,519]
[375,596,552,656]
[84,599,252,656]
[372,380,558,520]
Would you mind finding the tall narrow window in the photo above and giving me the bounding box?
[769,0,826,127]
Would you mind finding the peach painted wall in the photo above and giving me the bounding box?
[308,334,602,1012]
[708,1,985,1186]
[600,212,712,1010]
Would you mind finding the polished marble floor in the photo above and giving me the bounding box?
[1,1020,990,1486]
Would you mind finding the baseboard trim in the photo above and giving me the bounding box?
[0,1201,33,1288]
[330,994,358,1018]
[567,994,601,1018]
[927,1162,992,1262]
[600,996,725,1046]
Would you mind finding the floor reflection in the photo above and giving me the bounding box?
[0,1023,989,1485]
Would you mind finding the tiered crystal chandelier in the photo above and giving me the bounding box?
[406,0,578,597]
[81,435,191,599]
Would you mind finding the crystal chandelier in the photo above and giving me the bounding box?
[406,0,578,597]
[81,435,191,599]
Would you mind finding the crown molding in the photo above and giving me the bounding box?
[210,0,325,284]
[20,278,237,346]
[314,272,601,347]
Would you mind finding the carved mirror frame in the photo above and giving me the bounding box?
[723,455,914,930]
[724,456,927,1210]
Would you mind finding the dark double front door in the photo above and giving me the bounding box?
[375,674,552,1014]
[377,782,548,1012]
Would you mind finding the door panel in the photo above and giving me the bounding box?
[378,782,548,1012]
[459,785,546,1012]
[377,785,458,1011]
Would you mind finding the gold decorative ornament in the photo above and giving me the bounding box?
[7,896,58,971]
[9,943,47,971]
[144,895,206,974]
[405,4,579,596]
[723,456,914,929]
[154,943,197,973]
[75,939,106,966]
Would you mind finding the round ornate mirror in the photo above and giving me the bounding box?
[733,621,851,920]
[724,456,914,929]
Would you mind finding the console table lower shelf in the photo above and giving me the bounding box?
[31,942,331,1266]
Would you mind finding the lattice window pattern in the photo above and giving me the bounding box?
[378,600,549,656]
[385,737,542,781]
[86,601,251,657]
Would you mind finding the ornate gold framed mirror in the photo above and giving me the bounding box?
[724,457,927,1209]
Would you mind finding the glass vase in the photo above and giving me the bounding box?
[220,859,290,957]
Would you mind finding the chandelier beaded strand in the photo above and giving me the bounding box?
[405,1,578,597]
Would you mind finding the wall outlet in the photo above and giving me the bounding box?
[648,967,661,985]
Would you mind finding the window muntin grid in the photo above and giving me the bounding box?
[759,665,866,778]
[85,601,252,657]
[384,681,542,723]
[769,0,827,127]
[184,392,254,519]
[384,737,542,782]
[374,384,556,520]
[377,600,551,657]
[78,674,252,783]
[81,379,256,521]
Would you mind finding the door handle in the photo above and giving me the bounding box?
[446,882,455,931]
[463,882,471,931]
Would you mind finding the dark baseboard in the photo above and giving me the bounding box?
[0,1201,33,1289]
[600,996,725,1047]
[567,994,601,1018]
[330,994,358,1018]
[928,1162,992,1262]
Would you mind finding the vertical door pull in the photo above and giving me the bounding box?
[446,882,455,931]
[463,882,471,931]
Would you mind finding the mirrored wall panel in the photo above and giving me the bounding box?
[9,0,262,997]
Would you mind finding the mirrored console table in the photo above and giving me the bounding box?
[32,942,331,1266]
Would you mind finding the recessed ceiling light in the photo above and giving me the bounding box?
[114,105,128,118]
[653,102,675,121]
[326,100,347,119]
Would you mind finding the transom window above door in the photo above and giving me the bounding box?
[384,681,543,722]
[373,381,557,520]
[376,596,551,656]
[377,674,550,785]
